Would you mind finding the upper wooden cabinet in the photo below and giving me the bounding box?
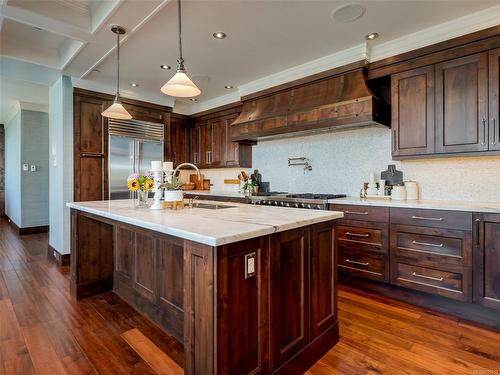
[489,48,500,151]
[435,53,489,153]
[392,50,500,158]
[473,213,500,311]
[189,110,252,169]
[170,114,190,167]
[392,66,435,156]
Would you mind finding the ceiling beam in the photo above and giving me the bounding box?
[0,3,92,41]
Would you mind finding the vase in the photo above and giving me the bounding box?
[164,190,184,202]
[136,190,149,208]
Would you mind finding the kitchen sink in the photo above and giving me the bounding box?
[194,203,236,210]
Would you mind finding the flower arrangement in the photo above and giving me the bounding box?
[127,173,155,192]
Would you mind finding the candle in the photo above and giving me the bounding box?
[151,160,163,171]
[163,161,174,171]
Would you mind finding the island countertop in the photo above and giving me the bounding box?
[67,199,343,246]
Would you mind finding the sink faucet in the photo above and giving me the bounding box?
[171,162,201,183]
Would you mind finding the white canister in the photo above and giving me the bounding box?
[164,190,184,202]
[405,181,419,200]
[391,185,407,201]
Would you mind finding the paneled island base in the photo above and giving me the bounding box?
[70,209,339,375]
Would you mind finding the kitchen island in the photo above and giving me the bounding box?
[67,199,343,375]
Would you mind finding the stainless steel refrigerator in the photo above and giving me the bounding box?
[108,119,164,200]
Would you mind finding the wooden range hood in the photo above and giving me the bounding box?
[231,68,390,142]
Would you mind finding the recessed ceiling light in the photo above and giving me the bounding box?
[190,98,198,102]
[160,64,171,70]
[331,3,365,23]
[224,85,233,89]
[130,82,139,87]
[213,31,226,39]
[365,32,379,40]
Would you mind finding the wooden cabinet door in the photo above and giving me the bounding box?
[198,121,211,167]
[209,119,225,167]
[171,119,190,167]
[391,66,435,156]
[310,222,337,340]
[489,48,500,151]
[270,228,309,370]
[190,125,201,166]
[474,213,500,310]
[225,115,240,166]
[435,53,489,153]
[216,238,270,375]
[133,233,157,302]
[74,95,108,202]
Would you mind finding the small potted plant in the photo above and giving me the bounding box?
[127,173,155,207]
[161,178,185,203]
[242,180,257,197]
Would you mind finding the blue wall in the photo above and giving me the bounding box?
[20,110,49,227]
[4,108,49,228]
[5,110,21,226]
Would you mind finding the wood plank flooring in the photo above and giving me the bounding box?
[1,218,499,375]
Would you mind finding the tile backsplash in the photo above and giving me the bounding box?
[251,127,500,202]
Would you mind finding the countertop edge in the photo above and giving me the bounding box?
[67,202,343,246]
[327,197,500,213]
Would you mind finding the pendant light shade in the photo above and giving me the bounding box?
[102,99,132,120]
[161,71,201,97]
[102,25,132,120]
[161,0,201,98]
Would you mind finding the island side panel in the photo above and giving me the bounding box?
[216,237,270,375]
[184,240,215,375]
[70,209,114,299]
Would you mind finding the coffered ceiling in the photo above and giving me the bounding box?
[1,0,499,115]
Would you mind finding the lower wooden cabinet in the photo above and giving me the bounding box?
[474,213,500,310]
[270,227,310,370]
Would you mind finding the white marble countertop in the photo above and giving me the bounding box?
[328,196,500,213]
[67,199,343,246]
[183,190,247,199]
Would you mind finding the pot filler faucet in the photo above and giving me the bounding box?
[171,162,201,181]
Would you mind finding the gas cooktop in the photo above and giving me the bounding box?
[249,192,347,210]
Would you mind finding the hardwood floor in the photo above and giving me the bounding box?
[1,218,499,375]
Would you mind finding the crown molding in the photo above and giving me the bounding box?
[182,91,241,116]
[71,77,176,108]
[370,4,500,62]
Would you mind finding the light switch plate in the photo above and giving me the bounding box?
[245,252,256,279]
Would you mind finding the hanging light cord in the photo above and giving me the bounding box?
[177,0,185,71]
[116,30,121,99]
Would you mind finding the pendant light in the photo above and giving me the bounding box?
[160,0,201,98]
[102,25,132,120]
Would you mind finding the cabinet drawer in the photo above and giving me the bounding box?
[330,204,389,223]
[392,263,470,302]
[391,225,472,269]
[338,247,388,282]
[337,223,387,254]
[390,208,472,230]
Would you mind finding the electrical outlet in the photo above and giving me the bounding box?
[23,163,29,171]
[30,165,37,172]
[245,252,256,279]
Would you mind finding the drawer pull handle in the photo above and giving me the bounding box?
[346,232,370,238]
[345,211,369,215]
[412,240,443,248]
[411,215,443,221]
[412,272,443,282]
[345,259,369,266]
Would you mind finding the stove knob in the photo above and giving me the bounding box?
[285,203,291,207]
[273,201,279,206]
[280,202,285,206]
[306,204,312,209]
[299,203,306,208]
[316,205,322,210]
